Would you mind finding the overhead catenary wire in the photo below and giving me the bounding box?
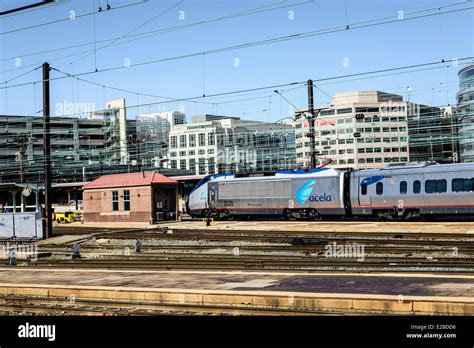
[0,0,149,36]
[2,2,472,80]
[14,56,470,119]
[50,67,214,105]
[0,0,70,19]
[68,0,184,67]
[0,0,313,74]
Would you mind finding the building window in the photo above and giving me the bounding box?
[320,109,335,116]
[337,108,352,114]
[170,136,177,148]
[189,150,195,156]
[189,159,196,173]
[217,134,224,146]
[189,134,196,147]
[180,159,186,170]
[112,191,119,211]
[376,182,383,195]
[198,158,205,175]
[400,181,407,194]
[171,160,177,169]
[198,133,206,146]
[208,133,215,145]
[198,149,205,155]
[208,158,215,173]
[425,179,447,194]
[123,190,130,211]
[179,135,187,148]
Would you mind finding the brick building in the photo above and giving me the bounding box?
[82,172,178,223]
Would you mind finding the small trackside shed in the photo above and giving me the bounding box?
[82,172,178,223]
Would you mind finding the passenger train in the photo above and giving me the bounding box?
[186,161,474,220]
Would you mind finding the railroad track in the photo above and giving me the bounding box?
[27,226,474,274]
[37,243,474,255]
[95,229,474,246]
[26,255,474,273]
[0,295,337,316]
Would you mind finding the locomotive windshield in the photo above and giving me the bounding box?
[191,174,219,193]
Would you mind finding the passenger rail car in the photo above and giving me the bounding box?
[351,162,474,219]
[187,162,474,220]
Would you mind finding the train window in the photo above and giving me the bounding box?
[400,181,407,194]
[438,180,447,193]
[413,181,421,194]
[452,179,463,192]
[425,180,447,194]
[452,178,474,192]
[376,182,383,195]
[361,183,367,195]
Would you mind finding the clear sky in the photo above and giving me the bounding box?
[1,0,473,122]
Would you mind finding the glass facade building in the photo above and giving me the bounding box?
[457,65,474,162]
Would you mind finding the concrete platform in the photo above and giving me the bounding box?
[167,220,474,234]
[1,268,473,315]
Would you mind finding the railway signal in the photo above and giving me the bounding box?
[355,113,365,120]
[8,249,16,266]
[72,244,81,259]
[135,240,142,253]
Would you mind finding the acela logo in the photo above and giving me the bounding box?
[296,180,332,205]
[18,322,56,341]
[296,180,315,204]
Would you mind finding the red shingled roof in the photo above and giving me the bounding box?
[83,172,177,189]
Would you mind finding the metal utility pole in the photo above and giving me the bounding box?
[307,79,317,168]
[12,136,28,183]
[43,62,52,239]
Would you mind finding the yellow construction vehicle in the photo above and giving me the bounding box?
[54,212,77,223]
